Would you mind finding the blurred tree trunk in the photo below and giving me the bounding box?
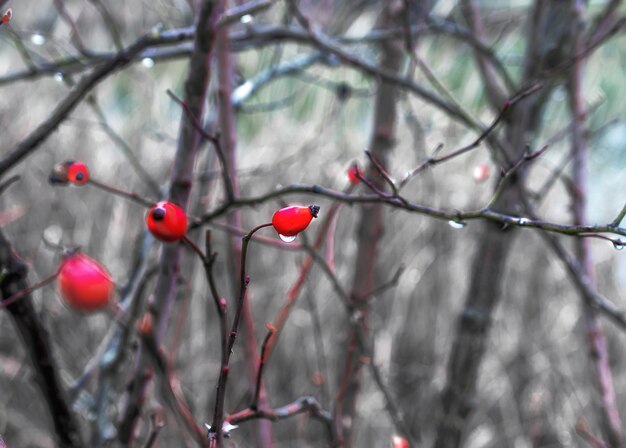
[435,2,574,446]
[335,1,404,445]
[117,1,221,442]
[567,1,622,445]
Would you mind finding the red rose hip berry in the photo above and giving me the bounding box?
[58,253,114,312]
[272,205,320,242]
[67,161,90,185]
[2,9,12,24]
[146,201,188,242]
[49,160,90,185]
[347,165,363,185]
[392,436,410,448]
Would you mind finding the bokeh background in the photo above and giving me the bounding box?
[1,0,626,447]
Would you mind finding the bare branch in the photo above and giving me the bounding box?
[226,396,337,444]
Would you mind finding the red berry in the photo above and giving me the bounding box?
[1,9,11,24]
[271,205,320,240]
[146,201,188,242]
[472,163,490,183]
[347,165,363,185]
[67,161,89,185]
[58,253,114,312]
[392,436,410,448]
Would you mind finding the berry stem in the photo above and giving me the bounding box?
[88,178,155,208]
[181,235,206,260]
[210,221,272,444]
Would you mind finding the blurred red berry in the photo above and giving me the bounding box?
[58,253,114,312]
[272,205,319,240]
[67,161,89,185]
[392,435,410,448]
[146,201,188,242]
[347,165,363,184]
[1,9,11,24]
[49,160,89,185]
[472,163,490,183]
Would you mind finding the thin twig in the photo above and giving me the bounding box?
[0,270,59,309]
[610,203,626,228]
[486,144,550,209]
[399,84,542,189]
[88,179,155,208]
[252,324,276,410]
[226,396,338,445]
[0,175,20,196]
[191,183,626,240]
[167,89,234,202]
[209,222,273,446]
[142,411,165,448]
[139,326,208,446]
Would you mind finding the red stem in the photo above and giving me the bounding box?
[214,3,274,443]
[209,222,272,446]
[567,1,622,444]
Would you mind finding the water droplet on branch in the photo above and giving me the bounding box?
[613,240,625,251]
[448,220,466,229]
[279,234,297,243]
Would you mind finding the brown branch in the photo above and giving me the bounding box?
[117,0,221,443]
[460,0,508,109]
[0,175,19,195]
[209,222,273,446]
[86,0,123,51]
[226,396,338,444]
[52,0,89,56]
[566,2,622,444]
[205,220,302,250]
[252,324,275,410]
[486,144,550,209]
[139,325,208,446]
[192,183,626,241]
[610,203,626,228]
[215,6,274,442]
[87,178,155,208]
[166,89,234,202]
[399,84,542,189]
[87,100,161,195]
[587,0,623,49]
[142,411,165,448]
